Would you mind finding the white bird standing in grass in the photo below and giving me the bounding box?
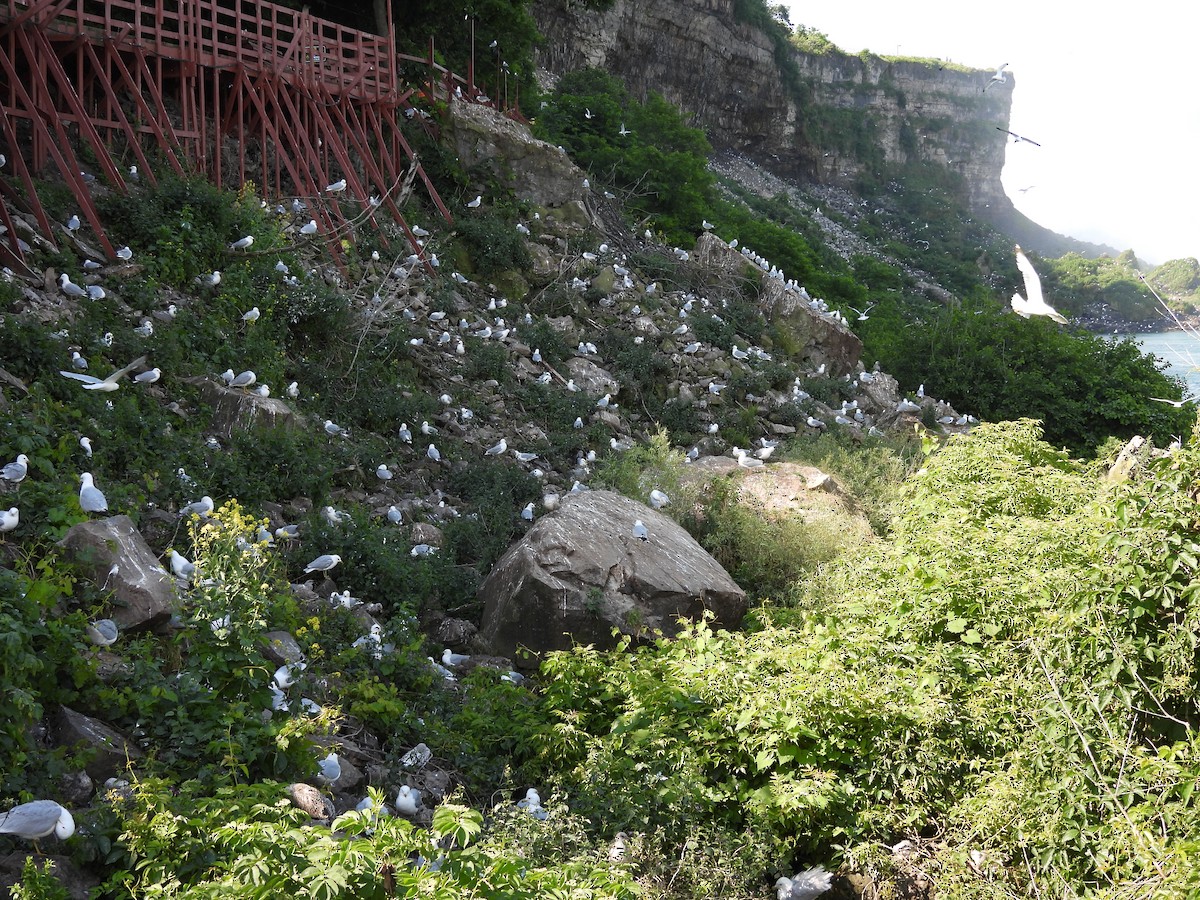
[0,507,18,533]
[775,865,833,900]
[649,489,670,509]
[1011,245,1067,324]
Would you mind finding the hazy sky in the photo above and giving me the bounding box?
[783,2,1200,265]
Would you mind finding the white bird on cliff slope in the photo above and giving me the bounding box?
[1011,245,1067,324]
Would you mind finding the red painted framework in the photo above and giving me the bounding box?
[0,0,492,269]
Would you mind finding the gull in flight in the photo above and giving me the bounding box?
[60,355,147,392]
[1011,245,1067,324]
[996,127,1042,147]
[984,62,1008,91]
[1149,394,1196,407]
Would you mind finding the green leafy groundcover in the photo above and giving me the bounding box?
[527,420,1200,898]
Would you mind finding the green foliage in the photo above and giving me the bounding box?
[863,298,1193,454]
[455,210,533,278]
[681,477,870,604]
[1149,257,1200,311]
[9,857,71,900]
[535,68,715,241]
[390,0,542,110]
[97,176,281,287]
[1043,251,1159,320]
[529,421,1200,897]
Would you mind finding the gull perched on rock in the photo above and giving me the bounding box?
[775,865,833,900]
[632,520,649,541]
[79,473,108,513]
[59,273,87,298]
[442,647,470,668]
[1011,245,1067,324]
[0,800,76,844]
[394,785,422,818]
[134,368,161,385]
[485,438,507,456]
[316,752,341,785]
[167,549,195,581]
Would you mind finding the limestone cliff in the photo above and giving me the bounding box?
[533,0,1014,217]
[534,0,1012,210]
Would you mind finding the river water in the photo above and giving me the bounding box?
[1125,331,1200,397]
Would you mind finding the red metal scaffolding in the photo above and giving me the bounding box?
[0,0,468,266]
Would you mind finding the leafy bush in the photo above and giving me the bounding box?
[536,68,714,241]
[864,298,1192,454]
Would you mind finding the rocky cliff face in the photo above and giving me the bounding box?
[533,0,1013,212]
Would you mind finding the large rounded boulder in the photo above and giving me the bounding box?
[478,490,746,663]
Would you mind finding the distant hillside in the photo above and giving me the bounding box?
[1149,257,1200,312]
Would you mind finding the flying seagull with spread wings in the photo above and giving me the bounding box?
[1011,245,1068,324]
[997,127,1042,147]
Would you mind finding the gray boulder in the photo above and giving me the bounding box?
[54,706,144,781]
[57,515,176,631]
[478,490,746,662]
[188,377,300,440]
